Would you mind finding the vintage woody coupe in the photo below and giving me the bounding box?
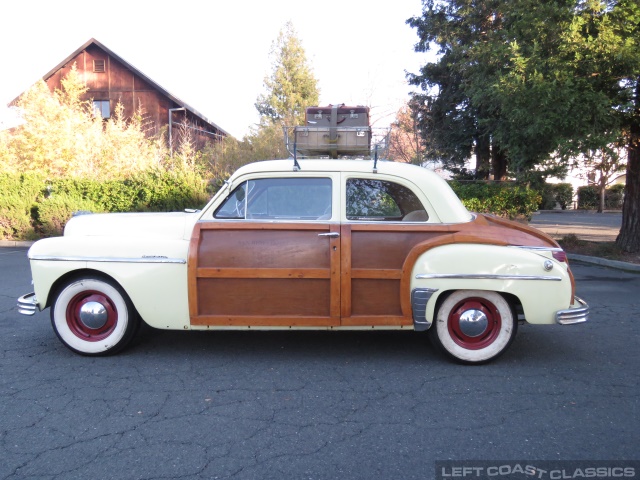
[17,158,588,363]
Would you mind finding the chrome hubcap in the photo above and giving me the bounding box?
[79,301,108,329]
[458,309,489,337]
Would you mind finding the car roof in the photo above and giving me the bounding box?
[229,159,472,224]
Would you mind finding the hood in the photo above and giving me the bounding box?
[63,211,199,240]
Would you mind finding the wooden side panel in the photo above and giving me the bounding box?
[350,279,402,316]
[343,225,438,325]
[196,278,329,317]
[189,222,340,327]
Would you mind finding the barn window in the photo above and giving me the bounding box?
[93,100,110,119]
[93,59,106,73]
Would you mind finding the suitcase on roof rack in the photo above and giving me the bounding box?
[296,104,371,158]
[305,104,370,128]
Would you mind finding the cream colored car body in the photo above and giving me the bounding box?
[25,159,578,333]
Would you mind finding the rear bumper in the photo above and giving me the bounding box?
[556,296,589,325]
[17,292,38,316]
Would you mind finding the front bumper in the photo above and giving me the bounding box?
[555,296,589,325]
[17,292,38,316]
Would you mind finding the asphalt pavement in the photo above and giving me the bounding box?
[1,248,639,479]
[530,210,622,242]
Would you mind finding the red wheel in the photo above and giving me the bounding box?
[51,277,140,355]
[65,291,118,341]
[430,290,517,364]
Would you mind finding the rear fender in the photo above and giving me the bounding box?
[409,243,572,325]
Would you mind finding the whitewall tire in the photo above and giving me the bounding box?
[430,290,517,364]
[50,276,140,356]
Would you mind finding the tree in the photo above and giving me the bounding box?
[255,21,320,127]
[388,102,423,164]
[407,0,508,180]
[408,0,640,252]
[0,65,159,178]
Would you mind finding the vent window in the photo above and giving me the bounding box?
[93,59,106,73]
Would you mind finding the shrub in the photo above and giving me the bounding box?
[33,193,104,237]
[539,184,557,210]
[0,173,45,240]
[578,184,624,210]
[553,183,573,210]
[538,183,573,210]
[577,186,598,209]
[449,181,541,220]
[605,184,625,209]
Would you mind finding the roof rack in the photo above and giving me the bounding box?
[283,126,391,160]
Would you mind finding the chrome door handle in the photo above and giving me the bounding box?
[318,232,340,238]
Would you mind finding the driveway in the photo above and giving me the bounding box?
[530,210,621,242]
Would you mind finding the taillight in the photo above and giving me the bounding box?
[552,250,567,262]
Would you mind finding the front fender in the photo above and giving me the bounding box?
[409,243,573,325]
[28,236,190,330]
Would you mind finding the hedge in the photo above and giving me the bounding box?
[539,183,573,210]
[577,184,625,210]
[449,181,542,220]
[0,170,211,239]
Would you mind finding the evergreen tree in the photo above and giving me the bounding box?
[408,0,640,251]
[255,21,320,127]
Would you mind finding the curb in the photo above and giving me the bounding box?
[0,240,35,248]
[568,253,640,273]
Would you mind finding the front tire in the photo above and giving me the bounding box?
[430,290,517,364]
[51,276,140,356]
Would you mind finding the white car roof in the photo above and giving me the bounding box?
[229,159,472,224]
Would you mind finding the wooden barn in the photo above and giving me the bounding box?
[36,38,229,148]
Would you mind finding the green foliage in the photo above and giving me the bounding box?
[0,173,44,239]
[34,193,104,237]
[577,186,599,209]
[0,66,159,179]
[449,181,541,220]
[255,21,320,127]
[578,184,626,210]
[0,170,210,239]
[408,0,640,178]
[606,183,625,209]
[540,183,574,210]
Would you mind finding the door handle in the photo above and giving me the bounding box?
[318,232,340,238]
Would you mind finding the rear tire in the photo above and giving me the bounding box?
[50,276,140,356]
[429,290,517,364]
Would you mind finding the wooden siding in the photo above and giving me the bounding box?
[187,214,559,329]
[42,40,225,144]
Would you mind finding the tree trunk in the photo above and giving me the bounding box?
[491,144,508,181]
[476,134,491,179]
[615,80,640,253]
[598,177,606,214]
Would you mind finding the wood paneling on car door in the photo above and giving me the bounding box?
[189,222,340,327]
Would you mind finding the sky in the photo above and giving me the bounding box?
[0,0,432,139]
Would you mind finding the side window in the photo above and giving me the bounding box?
[346,178,428,221]
[215,178,332,220]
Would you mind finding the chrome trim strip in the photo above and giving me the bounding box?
[510,245,564,252]
[556,296,589,325]
[17,292,38,316]
[411,287,438,331]
[415,273,562,281]
[29,255,186,264]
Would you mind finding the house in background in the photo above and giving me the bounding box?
[16,38,229,150]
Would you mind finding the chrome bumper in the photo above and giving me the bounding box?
[17,292,38,316]
[556,296,589,325]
